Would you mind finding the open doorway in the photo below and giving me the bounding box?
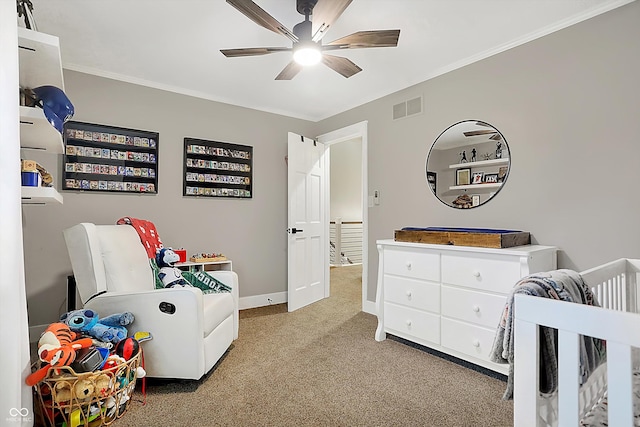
[317,121,371,314]
[329,138,363,305]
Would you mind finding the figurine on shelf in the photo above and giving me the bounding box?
[482,152,493,161]
[496,141,503,159]
[471,148,477,163]
[459,150,467,163]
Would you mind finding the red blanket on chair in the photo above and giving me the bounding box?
[116,217,163,258]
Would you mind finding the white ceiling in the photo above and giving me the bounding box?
[30,0,633,122]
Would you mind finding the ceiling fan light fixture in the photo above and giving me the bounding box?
[293,42,322,66]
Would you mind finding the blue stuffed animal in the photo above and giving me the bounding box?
[60,309,134,344]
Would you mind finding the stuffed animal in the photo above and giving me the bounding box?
[156,248,192,288]
[60,309,134,345]
[26,323,94,386]
[52,381,73,403]
[73,378,95,401]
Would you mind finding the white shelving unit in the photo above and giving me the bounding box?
[21,186,64,205]
[176,259,233,273]
[448,157,509,192]
[448,157,509,169]
[19,106,64,152]
[449,183,502,191]
[18,27,65,205]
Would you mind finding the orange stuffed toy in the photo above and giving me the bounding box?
[26,323,93,386]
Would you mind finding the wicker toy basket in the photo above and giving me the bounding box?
[32,352,141,427]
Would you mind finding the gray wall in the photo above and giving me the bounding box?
[24,71,316,326]
[316,2,640,303]
[330,138,362,221]
[24,2,640,325]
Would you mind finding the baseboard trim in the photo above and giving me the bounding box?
[362,300,376,315]
[239,291,287,310]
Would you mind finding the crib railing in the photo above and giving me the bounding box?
[514,258,640,426]
[582,258,640,313]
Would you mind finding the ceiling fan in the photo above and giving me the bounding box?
[463,129,503,141]
[220,0,400,80]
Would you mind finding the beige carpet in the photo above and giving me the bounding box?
[121,265,513,426]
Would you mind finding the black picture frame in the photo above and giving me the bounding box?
[456,168,471,186]
[484,173,499,183]
[183,138,253,198]
[426,171,437,192]
[62,121,159,194]
[472,171,485,184]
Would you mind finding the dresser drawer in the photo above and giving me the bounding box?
[383,248,440,281]
[384,275,440,314]
[441,285,506,329]
[441,318,498,364]
[384,302,440,344]
[441,253,521,294]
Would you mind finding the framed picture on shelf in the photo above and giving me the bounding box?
[426,171,437,192]
[472,171,484,184]
[456,168,471,186]
[471,194,480,207]
[484,173,499,183]
[498,166,508,182]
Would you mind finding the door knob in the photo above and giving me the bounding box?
[287,228,304,234]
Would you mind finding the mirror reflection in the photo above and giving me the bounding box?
[426,120,510,209]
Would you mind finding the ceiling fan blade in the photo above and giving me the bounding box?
[226,0,298,43]
[322,54,362,78]
[275,61,303,80]
[311,0,353,42]
[325,30,400,49]
[464,129,498,137]
[220,47,291,57]
[490,133,503,141]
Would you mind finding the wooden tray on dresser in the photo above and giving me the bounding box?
[394,227,530,249]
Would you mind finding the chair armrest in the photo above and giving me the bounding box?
[204,270,239,339]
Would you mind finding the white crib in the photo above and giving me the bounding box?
[513,258,640,426]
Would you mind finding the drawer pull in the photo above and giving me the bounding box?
[406,290,412,299]
[472,339,480,348]
[405,261,412,270]
[472,270,481,278]
[405,320,412,327]
[472,305,480,313]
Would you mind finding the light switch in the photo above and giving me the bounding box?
[373,190,380,205]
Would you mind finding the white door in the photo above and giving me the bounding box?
[287,132,328,312]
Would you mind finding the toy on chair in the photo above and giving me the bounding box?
[26,323,93,386]
[156,248,192,288]
[60,309,134,345]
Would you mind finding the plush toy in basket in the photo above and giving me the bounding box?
[60,309,134,345]
[28,315,150,427]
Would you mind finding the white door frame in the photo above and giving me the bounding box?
[317,121,373,314]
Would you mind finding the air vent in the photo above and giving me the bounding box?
[392,102,407,120]
[407,97,422,116]
[392,96,422,120]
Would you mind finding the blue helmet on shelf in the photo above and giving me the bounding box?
[31,85,74,134]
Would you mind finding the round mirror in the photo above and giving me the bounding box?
[426,120,510,209]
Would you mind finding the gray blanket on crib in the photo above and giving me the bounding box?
[489,269,606,400]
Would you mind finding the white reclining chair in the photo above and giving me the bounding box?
[63,223,238,380]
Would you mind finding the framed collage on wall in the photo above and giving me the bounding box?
[183,137,253,198]
[63,121,159,194]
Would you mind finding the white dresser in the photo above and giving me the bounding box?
[375,239,557,374]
